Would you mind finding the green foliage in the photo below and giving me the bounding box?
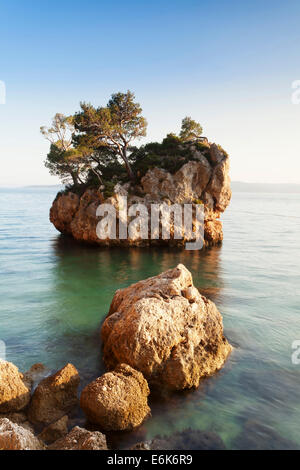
[130,133,204,179]
[193,198,204,205]
[102,181,117,199]
[74,90,147,180]
[44,144,87,186]
[42,97,227,195]
[179,116,203,142]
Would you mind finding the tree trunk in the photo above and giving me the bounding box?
[71,171,78,186]
[122,149,135,181]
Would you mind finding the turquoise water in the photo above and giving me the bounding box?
[1,187,300,449]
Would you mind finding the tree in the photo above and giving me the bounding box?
[44,144,87,186]
[41,113,88,185]
[74,90,147,181]
[179,116,203,142]
[40,113,74,151]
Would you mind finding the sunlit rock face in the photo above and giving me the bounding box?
[49,142,231,247]
[80,364,150,431]
[101,264,232,391]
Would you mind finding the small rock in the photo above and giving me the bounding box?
[28,363,80,425]
[49,426,107,450]
[0,418,45,450]
[80,364,150,431]
[0,361,31,413]
[39,415,68,444]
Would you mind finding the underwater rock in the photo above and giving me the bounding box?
[80,364,150,431]
[131,428,226,450]
[234,420,300,450]
[102,264,232,391]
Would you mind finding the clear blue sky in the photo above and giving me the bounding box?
[0,0,300,185]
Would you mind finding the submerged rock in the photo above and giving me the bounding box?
[80,364,150,431]
[50,144,231,248]
[49,426,107,450]
[0,418,45,450]
[0,361,31,413]
[28,363,80,425]
[234,420,300,450]
[131,428,226,450]
[102,264,232,391]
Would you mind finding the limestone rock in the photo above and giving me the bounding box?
[49,142,231,248]
[39,415,68,444]
[0,418,45,450]
[0,361,31,413]
[102,264,232,391]
[207,157,231,212]
[50,192,79,235]
[80,364,150,431]
[49,426,107,450]
[28,363,80,425]
[0,412,34,433]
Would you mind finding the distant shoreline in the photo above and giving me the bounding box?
[1,182,300,193]
[231,182,300,193]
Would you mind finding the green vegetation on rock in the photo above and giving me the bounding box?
[41,91,225,195]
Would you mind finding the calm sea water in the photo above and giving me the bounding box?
[0,186,300,449]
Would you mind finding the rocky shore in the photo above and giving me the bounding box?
[0,265,232,450]
[50,143,231,247]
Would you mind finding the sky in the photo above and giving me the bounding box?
[0,0,300,186]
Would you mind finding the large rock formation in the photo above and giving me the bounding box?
[0,361,31,413]
[28,363,80,425]
[49,143,231,247]
[101,264,232,391]
[0,418,45,450]
[80,364,150,431]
